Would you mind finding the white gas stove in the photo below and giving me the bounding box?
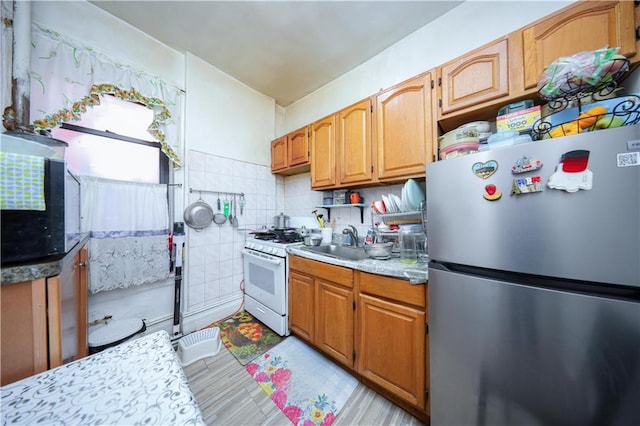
[242,231,303,336]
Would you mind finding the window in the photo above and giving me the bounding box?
[52,95,168,184]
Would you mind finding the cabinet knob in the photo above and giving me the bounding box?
[78,262,87,267]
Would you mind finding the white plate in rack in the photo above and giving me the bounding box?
[391,193,403,213]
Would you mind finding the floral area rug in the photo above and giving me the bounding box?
[203,310,283,365]
[246,336,358,426]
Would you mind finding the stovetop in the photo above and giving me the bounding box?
[245,228,304,257]
[249,228,304,244]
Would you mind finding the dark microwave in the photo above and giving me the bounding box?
[1,159,81,265]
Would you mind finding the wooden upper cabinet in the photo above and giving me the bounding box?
[287,126,310,167]
[522,0,637,90]
[375,72,434,180]
[337,98,373,185]
[270,136,288,172]
[310,115,336,189]
[439,38,510,116]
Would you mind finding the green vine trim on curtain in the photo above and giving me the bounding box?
[32,83,181,168]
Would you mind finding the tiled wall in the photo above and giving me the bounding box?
[283,172,417,240]
[185,151,425,313]
[185,150,283,312]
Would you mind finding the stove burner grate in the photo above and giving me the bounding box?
[252,228,302,243]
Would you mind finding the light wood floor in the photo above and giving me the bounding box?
[183,340,426,425]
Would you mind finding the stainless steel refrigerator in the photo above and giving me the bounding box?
[426,124,640,426]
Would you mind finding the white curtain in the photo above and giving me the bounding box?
[80,176,170,294]
[29,24,183,167]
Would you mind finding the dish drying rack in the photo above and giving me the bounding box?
[370,201,426,243]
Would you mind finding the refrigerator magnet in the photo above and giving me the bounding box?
[511,176,544,195]
[472,160,498,179]
[483,184,502,201]
[547,150,593,192]
[512,156,543,174]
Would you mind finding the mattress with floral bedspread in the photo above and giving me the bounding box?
[1,330,204,425]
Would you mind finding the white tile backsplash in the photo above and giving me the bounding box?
[184,149,421,313]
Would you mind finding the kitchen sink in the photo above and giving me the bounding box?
[301,244,369,261]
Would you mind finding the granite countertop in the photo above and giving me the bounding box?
[1,234,90,285]
[287,245,428,284]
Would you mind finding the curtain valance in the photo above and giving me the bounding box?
[29,24,183,167]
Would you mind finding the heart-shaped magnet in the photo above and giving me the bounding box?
[483,183,502,201]
[472,160,498,179]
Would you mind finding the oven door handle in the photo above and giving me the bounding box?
[242,249,283,266]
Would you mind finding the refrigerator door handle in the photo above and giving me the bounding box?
[429,261,450,272]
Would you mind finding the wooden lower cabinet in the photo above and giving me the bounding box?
[288,255,354,368]
[1,245,88,385]
[288,255,429,420]
[315,279,354,367]
[357,293,426,408]
[357,272,428,414]
[288,270,315,342]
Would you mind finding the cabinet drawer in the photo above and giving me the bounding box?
[359,272,426,308]
[289,256,353,288]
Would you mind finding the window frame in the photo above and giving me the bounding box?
[59,122,169,184]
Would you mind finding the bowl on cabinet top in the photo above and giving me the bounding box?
[458,120,491,133]
[438,127,480,150]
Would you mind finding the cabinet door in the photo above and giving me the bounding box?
[271,136,288,171]
[0,279,48,385]
[315,280,354,368]
[337,98,373,185]
[288,126,310,167]
[357,293,426,409]
[439,38,509,116]
[288,270,315,342]
[310,115,336,189]
[376,73,434,180]
[522,1,637,89]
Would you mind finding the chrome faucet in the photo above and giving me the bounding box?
[342,225,359,247]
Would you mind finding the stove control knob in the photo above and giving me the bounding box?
[256,244,264,251]
[271,247,279,255]
[246,242,254,249]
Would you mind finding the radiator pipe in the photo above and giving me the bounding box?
[10,0,31,131]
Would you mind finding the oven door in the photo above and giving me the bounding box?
[242,248,286,315]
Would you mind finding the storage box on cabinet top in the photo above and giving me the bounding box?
[496,105,541,132]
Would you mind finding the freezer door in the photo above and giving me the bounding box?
[426,125,640,287]
[429,267,640,426]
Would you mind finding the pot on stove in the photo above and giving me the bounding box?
[273,212,290,229]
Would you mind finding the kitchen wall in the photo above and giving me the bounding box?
[283,173,410,240]
[279,0,574,237]
[29,1,280,335]
[29,0,188,332]
[282,1,574,132]
[184,150,282,314]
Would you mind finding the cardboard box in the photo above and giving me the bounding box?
[496,105,541,132]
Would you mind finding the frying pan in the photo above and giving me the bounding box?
[183,196,214,231]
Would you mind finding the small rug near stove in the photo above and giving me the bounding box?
[203,310,283,365]
[246,336,358,426]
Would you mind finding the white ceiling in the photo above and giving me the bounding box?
[89,1,464,106]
